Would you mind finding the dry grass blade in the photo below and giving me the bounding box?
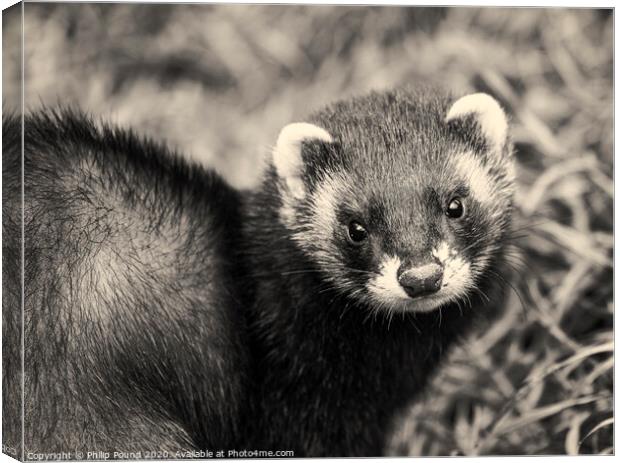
[523,342,613,387]
[565,412,588,455]
[589,170,613,197]
[582,357,613,387]
[521,154,598,216]
[536,222,611,267]
[491,395,607,437]
[579,417,614,447]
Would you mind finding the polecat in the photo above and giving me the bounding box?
[240,87,515,456]
[2,88,514,458]
[2,110,248,455]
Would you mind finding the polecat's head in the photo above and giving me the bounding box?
[270,90,514,313]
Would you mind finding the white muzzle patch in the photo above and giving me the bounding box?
[367,244,473,313]
[367,256,409,303]
[432,241,472,300]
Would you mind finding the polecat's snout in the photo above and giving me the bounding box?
[397,262,443,299]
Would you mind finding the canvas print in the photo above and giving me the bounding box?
[1,3,613,459]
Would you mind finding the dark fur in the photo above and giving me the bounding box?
[2,110,247,454]
[239,88,513,456]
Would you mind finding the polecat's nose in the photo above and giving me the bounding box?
[397,263,443,299]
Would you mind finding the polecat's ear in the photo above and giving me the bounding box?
[446,93,508,153]
[272,122,333,200]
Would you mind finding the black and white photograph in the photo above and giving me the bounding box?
[1,1,614,459]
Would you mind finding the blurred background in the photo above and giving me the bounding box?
[3,3,613,456]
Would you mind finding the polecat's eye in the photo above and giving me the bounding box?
[347,221,368,244]
[446,198,464,219]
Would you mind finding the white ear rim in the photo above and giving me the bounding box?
[446,93,507,152]
[273,122,333,199]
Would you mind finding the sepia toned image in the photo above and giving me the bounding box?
[1,2,614,459]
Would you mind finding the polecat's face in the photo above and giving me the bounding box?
[272,90,514,313]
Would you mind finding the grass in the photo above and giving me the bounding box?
[4,4,613,456]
